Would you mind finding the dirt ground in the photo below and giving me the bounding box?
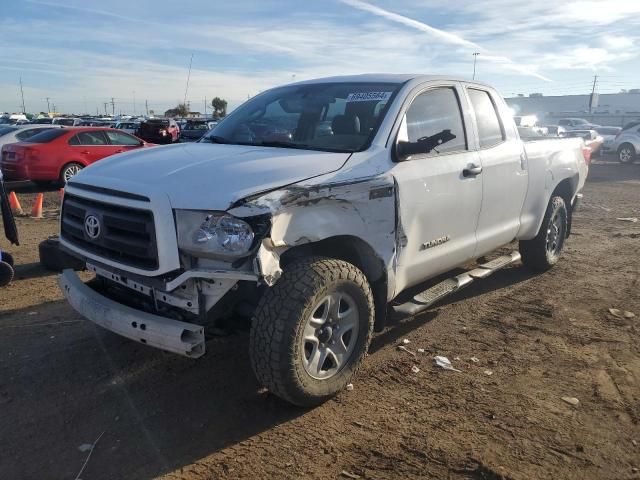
[1,157,639,480]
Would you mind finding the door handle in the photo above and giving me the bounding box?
[80,150,90,154]
[115,150,123,153]
[463,164,483,177]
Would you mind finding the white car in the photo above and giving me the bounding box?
[58,74,588,406]
[115,121,139,135]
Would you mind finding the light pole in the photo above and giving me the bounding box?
[472,52,480,80]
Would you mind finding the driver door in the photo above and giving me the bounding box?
[391,84,483,294]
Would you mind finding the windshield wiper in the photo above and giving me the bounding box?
[255,140,312,150]
[200,135,229,144]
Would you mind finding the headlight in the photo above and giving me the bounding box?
[175,210,255,258]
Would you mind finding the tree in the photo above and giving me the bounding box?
[164,103,189,117]
[211,97,228,118]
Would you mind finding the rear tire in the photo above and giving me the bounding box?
[520,196,568,272]
[0,261,14,287]
[1,252,14,266]
[618,143,636,164]
[60,162,84,184]
[250,257,374,407]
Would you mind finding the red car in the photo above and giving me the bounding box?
[0,127,153,185]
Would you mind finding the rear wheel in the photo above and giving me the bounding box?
[250,257,374,407]
[618,144,636,164]
[60,162,83,184]
[1,252,14,266]
[520,195,568,272]
[0,261,14,287]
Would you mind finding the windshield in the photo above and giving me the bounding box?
[0,126,18,137]
[200,82,401,152]
[25,129,67,143]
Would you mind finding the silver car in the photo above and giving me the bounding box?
[595,126,621,153]
[612,124,640,163]
[0,124,63,151]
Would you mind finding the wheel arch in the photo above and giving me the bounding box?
[58,160,87,180]
[279,235,389,332]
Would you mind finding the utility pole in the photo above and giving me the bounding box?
[103,102,109,115]
[145,99,149,116]
[110,97,115,116]
[472,52,480,80]
[183,53,193,107]
[589,75,598,114]
[19,77,26,114]
[45,97,51,113]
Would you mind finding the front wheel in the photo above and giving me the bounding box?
[519,195,568,272]
[250,257,375,407]
[618,144,636,164]
[60,162,84,184]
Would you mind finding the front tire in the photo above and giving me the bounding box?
[520,195,568,272]
[618,143,636,164]
[250,257,375,407]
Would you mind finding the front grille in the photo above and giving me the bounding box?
[61,193,158,270]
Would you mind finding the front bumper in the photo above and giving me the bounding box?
[59,269,206,358]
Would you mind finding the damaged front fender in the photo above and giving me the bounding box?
[231,175,399,297]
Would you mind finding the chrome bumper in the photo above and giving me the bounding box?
[59,269,205,358]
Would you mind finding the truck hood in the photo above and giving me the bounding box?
[73,143,350,210]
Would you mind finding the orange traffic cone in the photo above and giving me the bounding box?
[31,193,44,218]
[8,191,23,215]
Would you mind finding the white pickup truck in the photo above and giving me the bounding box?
[58,74,588,406]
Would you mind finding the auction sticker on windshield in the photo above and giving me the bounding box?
[346,91,392,102]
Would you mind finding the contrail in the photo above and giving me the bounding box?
[339,0,551,82]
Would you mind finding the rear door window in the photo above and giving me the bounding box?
[468,89,505,148]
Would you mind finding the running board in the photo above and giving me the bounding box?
[393,251,521,316]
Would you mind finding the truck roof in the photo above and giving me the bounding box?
[291,73,492,88]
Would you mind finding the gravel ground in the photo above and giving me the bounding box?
[0,157,639,480]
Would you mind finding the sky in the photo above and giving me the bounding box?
[2,0,640,115]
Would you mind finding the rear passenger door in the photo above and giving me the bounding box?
[465,87,528,256]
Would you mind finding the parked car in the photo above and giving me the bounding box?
[53,118,83,127]
[1,127,153,185]
[558,117,600,131]
[57,74,588,406]
[137,118,180,144]
[0,124,63,152]
[115,121,139,135]
[544,125,568,137]
[595,126,622,153]
[612,124,640,163]
[32,118,54,125]
[180,119,210,141]
[564,129,603,156]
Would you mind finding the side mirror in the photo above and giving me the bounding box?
[395,141,413,162]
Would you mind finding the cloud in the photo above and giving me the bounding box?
[337,0,551,81]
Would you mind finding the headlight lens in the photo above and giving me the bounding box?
[175,210,255,258]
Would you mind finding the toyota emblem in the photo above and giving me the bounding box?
[84,214,101,240]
